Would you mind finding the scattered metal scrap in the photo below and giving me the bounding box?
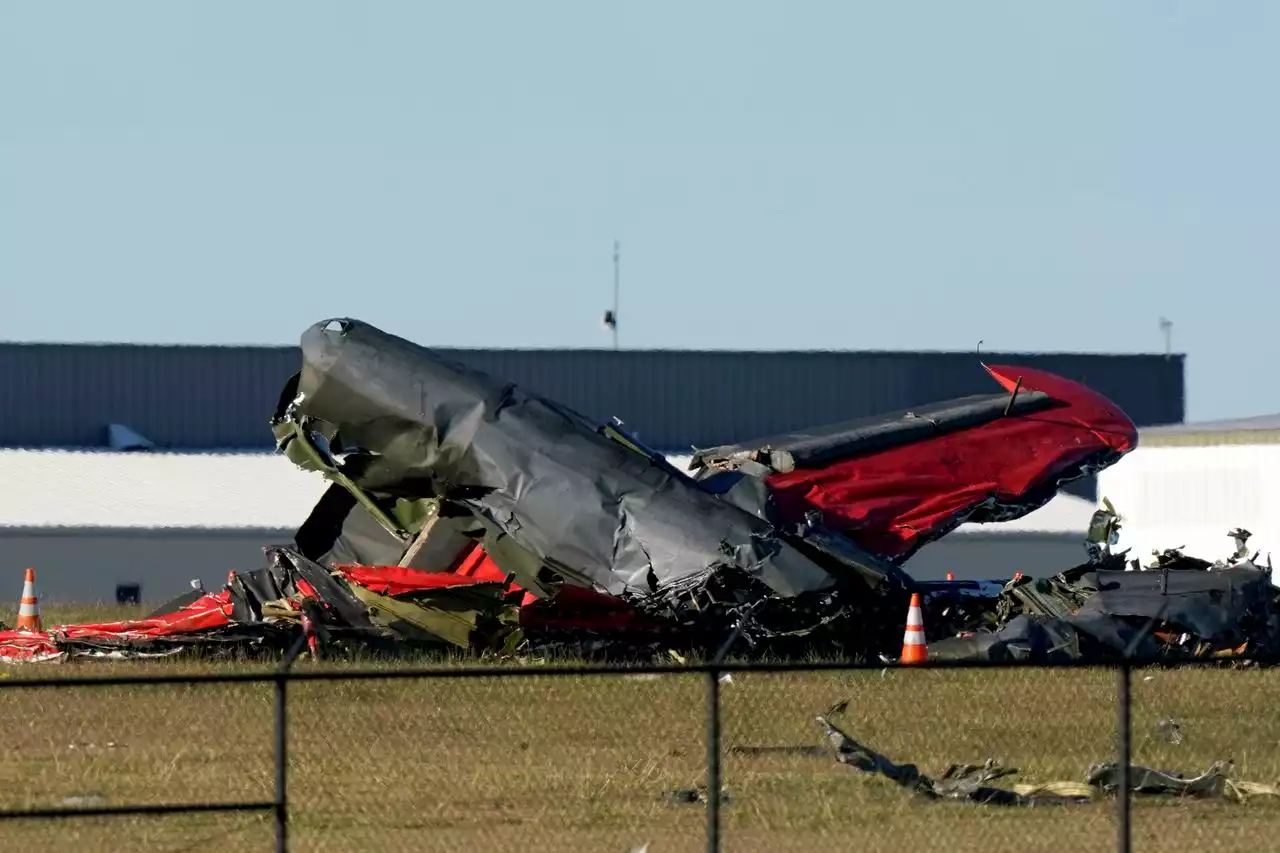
[815,704,1280,806]
[664,787,732,806]
[815,712,1089,806]
[1156,717,1184,745]
[1086,761,1280,803]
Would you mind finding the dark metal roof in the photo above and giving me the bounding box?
[1137,411,1280,448]
[0,341,1185,452]
[1143,412,1280,435]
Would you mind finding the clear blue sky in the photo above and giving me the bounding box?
[2,2,1275,421]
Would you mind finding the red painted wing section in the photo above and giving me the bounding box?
[54,590,235,640]
[764,364,1137,562]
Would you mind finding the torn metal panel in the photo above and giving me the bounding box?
[264,546,378,630]
[346,581,511,649]
[274,318,857,604]
[816,703,1279,805]
[928,614,1087,663]
[1077,564,1277,649]
[1087,761,1280,802]
[1084,498,1123,564]
[997,572,1100,624]
[815,713,1089,806]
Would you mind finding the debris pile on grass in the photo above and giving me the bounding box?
[5,318,1279,666]
[923,518,1280,664]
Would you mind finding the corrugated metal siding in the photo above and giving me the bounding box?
[0,342,1185,451]
[0,343,299,448]
[435,349,1185,450]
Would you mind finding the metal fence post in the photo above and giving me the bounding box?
[1116,660,1132,853]
[1113,605,1163,853]
[706,667,722,853]
[275,671,288,853]
[275,635,309,853]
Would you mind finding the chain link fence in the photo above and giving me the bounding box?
[0,671,276,851]
[1,658,1277,852]
[720,666,1122,853]
[1126,665,1280,853]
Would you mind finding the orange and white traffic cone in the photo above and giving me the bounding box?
[900,592,927,664]
[16,568,41,632]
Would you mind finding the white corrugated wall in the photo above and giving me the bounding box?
[1094,445,1280,564]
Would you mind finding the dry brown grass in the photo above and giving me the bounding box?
[0,608,1278,852]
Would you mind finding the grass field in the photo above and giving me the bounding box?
[1,606,1279,852]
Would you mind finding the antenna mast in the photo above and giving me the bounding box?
[603,240,620,350]
[613,240,620,350]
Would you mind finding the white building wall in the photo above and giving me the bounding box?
[1,449,325,528]
[1094,445,1280,564]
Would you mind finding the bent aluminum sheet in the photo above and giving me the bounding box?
[280,319,853,600]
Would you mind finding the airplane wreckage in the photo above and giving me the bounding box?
[2,319,1278,666]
